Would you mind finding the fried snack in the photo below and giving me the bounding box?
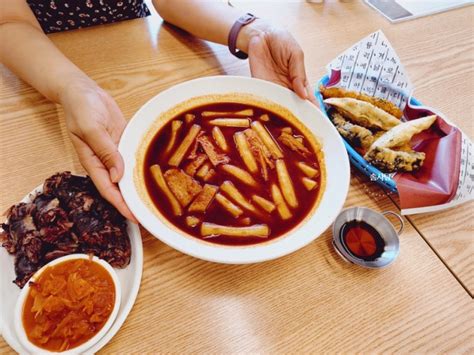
[271,184,292,220]
[251,195,276,213]
[188,184,218,213]
[324,98,400,130]
[220,180,257,213]
[197,134,230,166]
[221,164,258,187]
[150,165,183,216]
[201,109,253,118]
[169,124,201,167]
[397,144,413,152]
[278,130,312,158]
[370,115,437,150]
[331,111,375,150]
[234,131,259,174]
[164,120,183,154]
[184,154,208,176]
[209,118,250,128]
[212,126,229,152]
[201,223,269,238]
[365,147,425,172]
[373,130,385,141]
[364,115,437,172]
[215,193,243,218]
[296,162,319,178]
[185,113,195,124]
[251,121,283,159]
[186,216,200,228]
[302,177,318,191]
[320,86,403,119]
[275,160,298,208]
[164,168,202,207]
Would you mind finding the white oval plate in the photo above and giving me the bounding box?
[119,75,350,264]
[0,183,143,354]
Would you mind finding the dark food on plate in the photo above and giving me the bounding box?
[22,258,115,352]
[143,103,324,246]
[0,172,131,288]
[321,86,437,173]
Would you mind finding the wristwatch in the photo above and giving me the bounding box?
[228,13,258,59]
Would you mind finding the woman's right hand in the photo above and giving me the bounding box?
[59,78,137,222]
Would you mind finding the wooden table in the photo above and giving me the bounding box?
[1,1,473,353]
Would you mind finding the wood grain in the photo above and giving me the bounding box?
[391,195,474,295]
[1,1,473,353]
[238,0,474,296]
[92,172,474,354]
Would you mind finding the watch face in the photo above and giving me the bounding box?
[240,13,256,24]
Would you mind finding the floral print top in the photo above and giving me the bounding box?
[26,0,151,33]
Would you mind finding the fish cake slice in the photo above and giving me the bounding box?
[164,168,202,207]
[188,184,218,213]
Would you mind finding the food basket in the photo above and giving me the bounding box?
[316,75,424,193]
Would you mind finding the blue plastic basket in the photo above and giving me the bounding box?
[316,75,423,193]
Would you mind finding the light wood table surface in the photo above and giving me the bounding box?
[1,1,473,353]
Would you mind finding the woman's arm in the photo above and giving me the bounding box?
[153,0,315,102]
[0,1,85,103]
[153,0,264,54]
[0,0,136,221]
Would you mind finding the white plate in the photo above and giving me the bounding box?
[119,75,350,264]
[0,183,143,354]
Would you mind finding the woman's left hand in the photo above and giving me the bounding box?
[246,26,316,104]
[60,77,137,222]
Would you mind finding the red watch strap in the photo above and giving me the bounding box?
[228,13,257,60]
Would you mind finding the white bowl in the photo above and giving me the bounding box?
[14,254,122,354]
[0,182,142,354]
[118,75,350,264]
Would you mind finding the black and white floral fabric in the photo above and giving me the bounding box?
[27,0,151,33]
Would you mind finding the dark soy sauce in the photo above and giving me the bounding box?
[340,220,385,261]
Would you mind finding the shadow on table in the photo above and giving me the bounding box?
[140,224,380,297]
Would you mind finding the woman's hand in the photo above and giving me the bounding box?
[245,25,316,104]
[60,78,137,222]
[152,1,314,102]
